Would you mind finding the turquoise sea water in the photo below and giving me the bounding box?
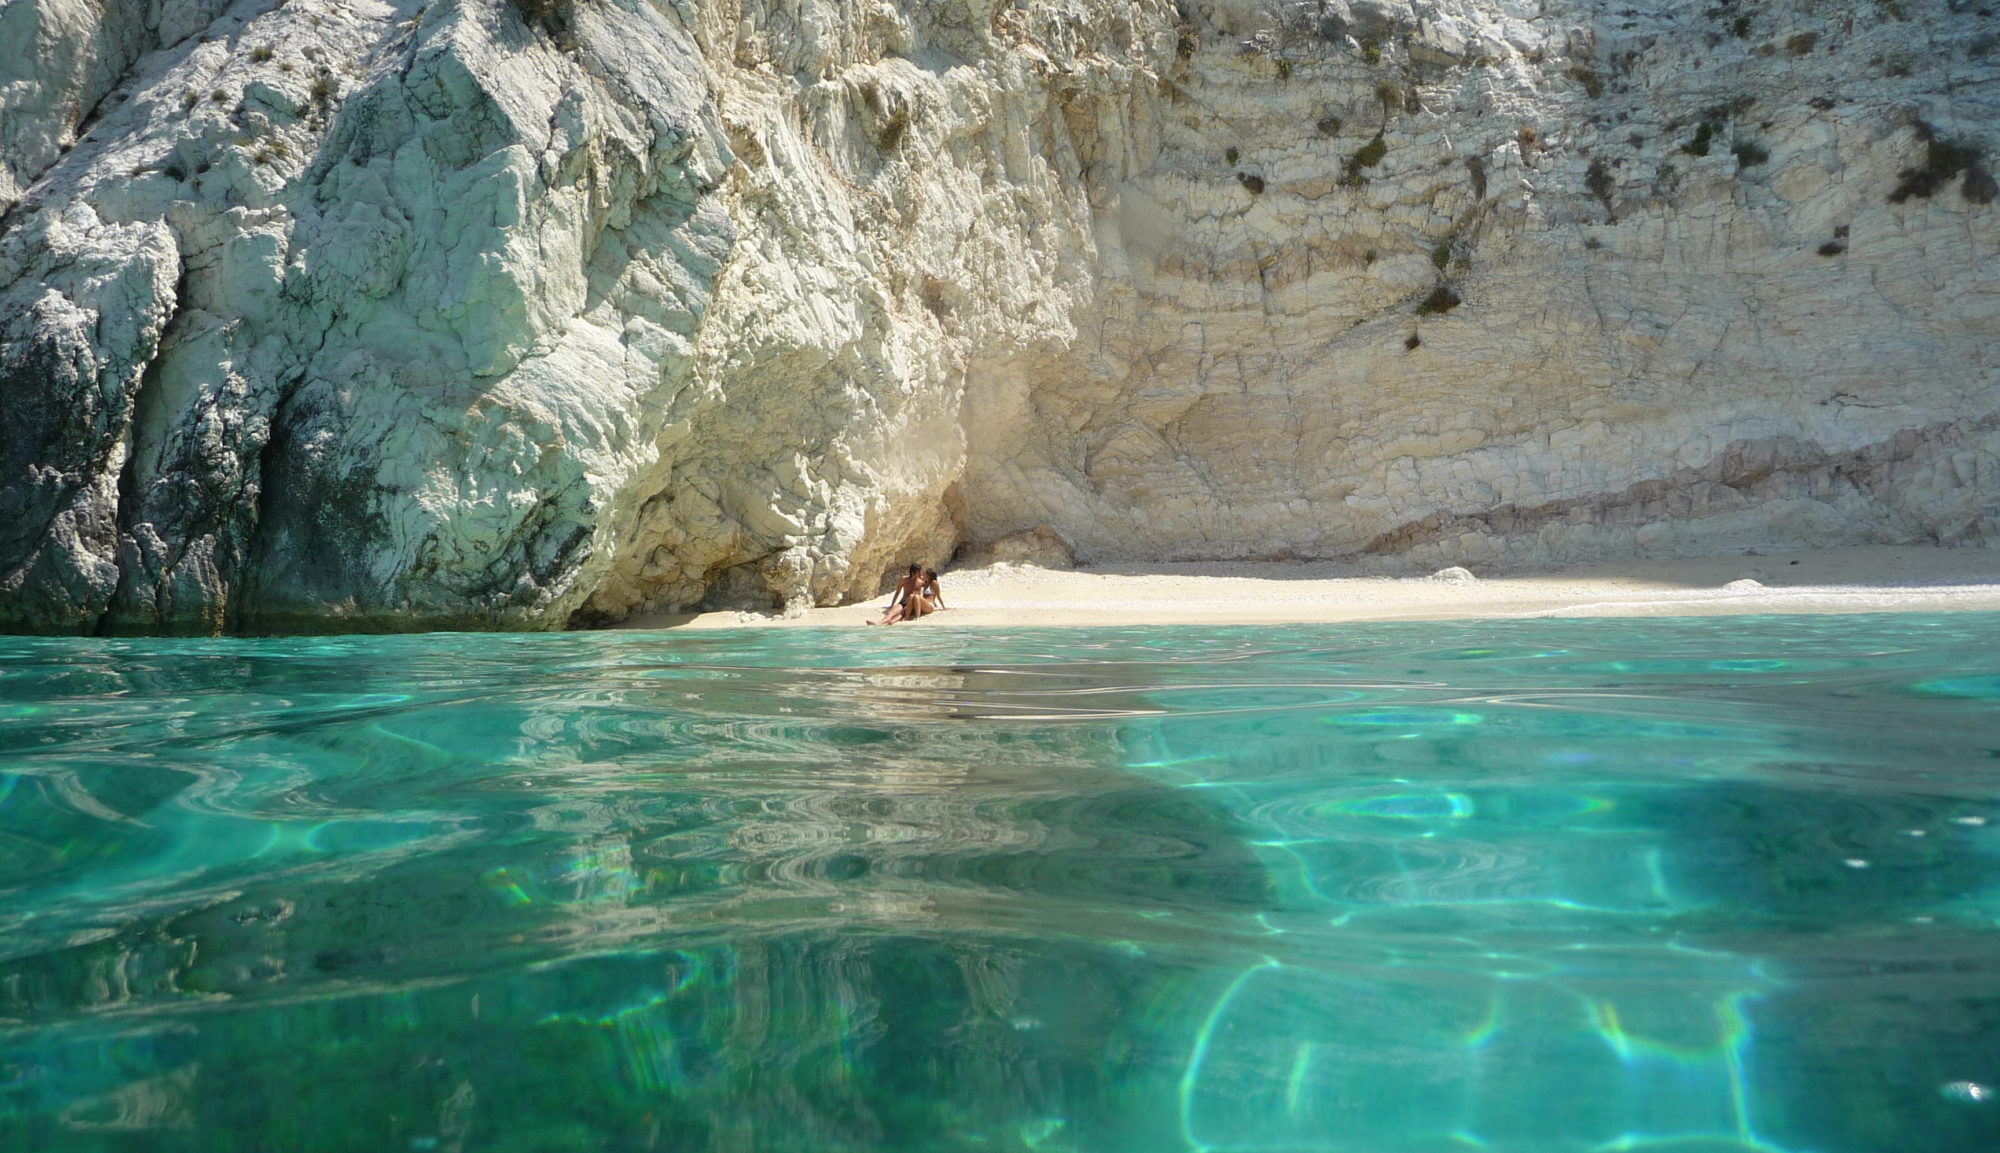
[3,615,1999,1152]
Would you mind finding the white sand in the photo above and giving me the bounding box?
[621,545,2000,631]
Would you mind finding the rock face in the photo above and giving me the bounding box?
[0,0,1995,632]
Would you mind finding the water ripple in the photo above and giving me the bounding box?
[3,616,2000,1151]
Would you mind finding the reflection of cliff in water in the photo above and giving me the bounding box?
[4,667,1272,1009]
[0,653,1275,1150]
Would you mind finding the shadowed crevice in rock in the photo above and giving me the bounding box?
[0,231,179,633]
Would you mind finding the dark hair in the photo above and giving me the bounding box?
[907,563,922,574]
[923,568,938,580]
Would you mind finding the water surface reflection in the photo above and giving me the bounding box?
[2,618,1998,1150]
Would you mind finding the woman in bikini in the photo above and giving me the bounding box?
[915,568,946,617]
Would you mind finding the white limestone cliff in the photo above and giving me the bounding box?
[0,0,1994,632]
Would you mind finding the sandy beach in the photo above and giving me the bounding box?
[623,545,2000,630]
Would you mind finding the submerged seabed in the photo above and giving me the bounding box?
[2,616,1998,1152]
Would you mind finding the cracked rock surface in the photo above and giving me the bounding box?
[0,0,1995,633]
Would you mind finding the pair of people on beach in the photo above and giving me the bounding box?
[869,563,945,624]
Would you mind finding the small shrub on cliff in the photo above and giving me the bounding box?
[876,107,910,152]
[1316,115,1342,137]
[1341,133,1388,186]
[1817,240,1847,256]
[1238,171,1266,194]
[1968,167,1999,204]
[857,80,914,153]
[920,276,951,320]
[1889,129,1996,205]
[251,44,275,63]
[1416,285,1461,315]
[1586,158,1615,203]
[508,0,573,33]
[1786,32,1818,56]
[1732,140,1770,167]
[1680,100,1744,160]
[1225,146,1239,165]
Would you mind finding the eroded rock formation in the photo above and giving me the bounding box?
[0,0,1995,632]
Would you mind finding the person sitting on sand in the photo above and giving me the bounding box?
[917,568,947,616]
[868,564,926,625]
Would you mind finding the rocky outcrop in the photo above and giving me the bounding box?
[2,0,738,631]
[0,0,1995,632]
[963,0,2000,570]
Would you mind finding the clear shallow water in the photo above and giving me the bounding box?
[2,616,1999,1152]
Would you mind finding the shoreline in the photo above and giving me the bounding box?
[620,545,2000,631]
